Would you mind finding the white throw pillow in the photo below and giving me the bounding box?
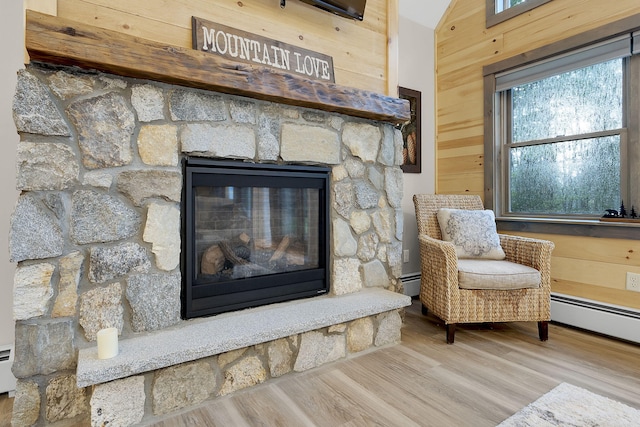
[436,208,506,260]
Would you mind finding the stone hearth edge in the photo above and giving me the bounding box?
[77,288,411,387]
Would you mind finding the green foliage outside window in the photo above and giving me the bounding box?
[507,59,623,216]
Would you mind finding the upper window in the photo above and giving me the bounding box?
[495,0,528,13]
[490,34,640,220]
[486,0,552,28]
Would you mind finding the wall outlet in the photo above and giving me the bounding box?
[626,272,640,292]
[403,249,410,263]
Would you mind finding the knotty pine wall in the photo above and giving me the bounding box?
[35,0,398,95]
[435,0,640,309]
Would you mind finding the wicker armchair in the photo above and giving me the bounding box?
[413,194,555,344]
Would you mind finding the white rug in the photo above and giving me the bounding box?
[498,382,640,426]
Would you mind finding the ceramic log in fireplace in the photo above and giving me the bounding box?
[183,159,330,318]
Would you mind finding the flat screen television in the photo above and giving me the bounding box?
[299,0,367,21]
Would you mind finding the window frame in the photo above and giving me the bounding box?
[486,0,552,28]
[483,14,640,240]
[502,66,628,220]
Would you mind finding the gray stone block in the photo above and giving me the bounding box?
[67,92,135,169]
[375,310,402,346]
[52,251,84,318]
[257,113,280,161]
[143,203,181,271]
[117,169,182,207]
[347,317,374,353]
[47,70,95,100]
[230,99,257,124]
[354,181,380,209]
[333,218,357,257]
[268,338,294,378]
[385,167,403,209]
[13,69,71,136]
[131,84,165,122]
[89,242,150,283]
[362,260,390,288]
[13,262,54,320]
[70,190,141,245]
[332,258,362,295]
[11,380,40,427]
[372,209,393,243]
[152,361,216,415]
[294,331,345,372]
[90,376,145,427]
[357,232,379,262]
[343,122,381,163]
[45,374,88,423]
[16,142,79,191]
[9,194,64,263]
[126,272,181,332]
[379,124,397,166]
[169,89,226,121]
[12,321,75,378]
[78,282,124,342]
[219,356,267,396]
[333,181,355,219]
[281,123,340,164]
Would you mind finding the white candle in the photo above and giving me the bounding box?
[97,327,119,359]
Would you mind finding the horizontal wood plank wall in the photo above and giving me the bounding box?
[54,0,391,94]
[435,0,640,309]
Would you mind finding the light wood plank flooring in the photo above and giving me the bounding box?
[2,299,640,426]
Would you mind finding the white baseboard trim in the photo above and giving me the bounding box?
[0,344,16,394]
[551,293,640,344]
[401,273,421,297]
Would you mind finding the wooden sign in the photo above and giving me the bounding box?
[192,17,335,83]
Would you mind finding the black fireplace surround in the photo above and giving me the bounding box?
[182,158,331,319]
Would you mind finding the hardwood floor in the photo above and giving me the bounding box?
[144,300,640,426]
[0,392,11,427]
[2,299,640,426]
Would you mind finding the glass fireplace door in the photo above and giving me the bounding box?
[183,159,330,319]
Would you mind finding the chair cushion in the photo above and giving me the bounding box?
[437,208,506,260]
[457,259,541,290]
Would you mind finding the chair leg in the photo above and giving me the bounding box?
[538,321,549,341]
[446,324,456,344]
[421,304,428,316]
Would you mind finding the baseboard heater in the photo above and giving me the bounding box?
[551,293,640,344]
[401,273,421,297]
[0,344,16,394]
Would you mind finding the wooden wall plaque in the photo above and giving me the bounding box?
[193,16,335,83]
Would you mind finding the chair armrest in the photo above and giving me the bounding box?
[499,234,555,288]
[417,234,460,299]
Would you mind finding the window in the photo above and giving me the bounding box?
[485,29,640,238]
[495,0,527,14]
[486,0,552,28]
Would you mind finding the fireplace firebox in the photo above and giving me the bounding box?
[183,159,331,319]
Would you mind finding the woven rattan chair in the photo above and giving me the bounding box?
[413,194,555,344]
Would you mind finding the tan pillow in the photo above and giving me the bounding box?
[437,208,506,260]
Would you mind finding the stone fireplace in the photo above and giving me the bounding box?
[9,11,411,427]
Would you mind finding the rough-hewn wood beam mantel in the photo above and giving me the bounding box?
[25,11,410,125]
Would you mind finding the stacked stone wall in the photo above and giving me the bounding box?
[9,64,405,426]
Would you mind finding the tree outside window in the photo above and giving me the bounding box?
[506,59,624,216]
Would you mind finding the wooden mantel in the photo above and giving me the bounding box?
[25,11,410,125]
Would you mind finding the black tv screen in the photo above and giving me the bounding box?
[299,0,367,21]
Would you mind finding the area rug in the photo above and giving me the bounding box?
[498,382,640,426]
